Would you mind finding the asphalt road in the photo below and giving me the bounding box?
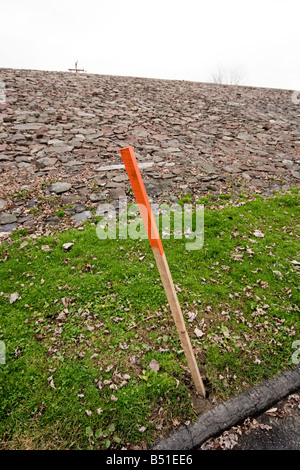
[234,396,300,450]
[201,392,300,450]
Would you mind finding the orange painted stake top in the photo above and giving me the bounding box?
[119,146,164,256]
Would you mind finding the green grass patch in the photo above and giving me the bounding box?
[0,189,299,449]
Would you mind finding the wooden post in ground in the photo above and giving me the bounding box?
[68,60,85,73]
[119,146,206,397]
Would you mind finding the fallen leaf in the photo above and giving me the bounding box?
[253,229,264,238]
[41,245,50,251]
[148,359,160,372]
[137,426,146,433]
[19,241,28,249]
[62,242,74,251]
[194,327,204,338]
[9,292,20,304]
[187,311,197,322]
[291,260,300,265]
[231,253,244,261]
[47,376,56,389]
[265,407,278,416]
[261,281,269,289]
[61,297,71,308]
[57,311,67,321]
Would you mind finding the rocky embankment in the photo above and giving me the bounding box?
[0,68,299,237]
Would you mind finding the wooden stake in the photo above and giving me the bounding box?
[119,146,206,397]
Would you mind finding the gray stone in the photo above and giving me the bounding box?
[144,182,163,197]
[224,165,241,173]
[200,175,219,182]
[74,204,86,213]
[61,195,78,205]
[35,157,57,169]
[89,192,105,202]
[13,123,45,130]
[57,155,73,163]
[96,162,154,172]
[96,163,125,172]
[39,166,58,173]
[64,166,83,172]
[282,159,294,169]
[10,133,26,142]
[47,145,74,154]
[250,178,267,187]
[18,216,33,226]
[237,132,252,141]
[106,182,125,189]
[179,185,190,194]
[0,223,17,233]
[15,156,32,163]
[0,155,12,161]
[48,182,72,194]
[112,174,128,183]
[62,160,82,167]
[23,219,36,229]
[196,162,219,174]
[71,211,93,222]
[46,216,62,225]
[186,177,198,183]
[109,188,126,200]
[0,213,17,224]
[291,170,300,180]
[0,198,8,211]
[17,162,31,169]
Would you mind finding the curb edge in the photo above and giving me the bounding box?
[152,365,300,450]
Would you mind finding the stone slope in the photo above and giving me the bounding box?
[0,68,299,235]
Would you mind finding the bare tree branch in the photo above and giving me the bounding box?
[210,65,246,85]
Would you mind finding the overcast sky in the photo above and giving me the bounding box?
[0,0,299,90]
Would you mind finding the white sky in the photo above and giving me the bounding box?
[0,0,299,90]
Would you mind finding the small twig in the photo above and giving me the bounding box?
[128,314,158,330]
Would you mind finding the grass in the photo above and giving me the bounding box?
[0,189,299,449]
